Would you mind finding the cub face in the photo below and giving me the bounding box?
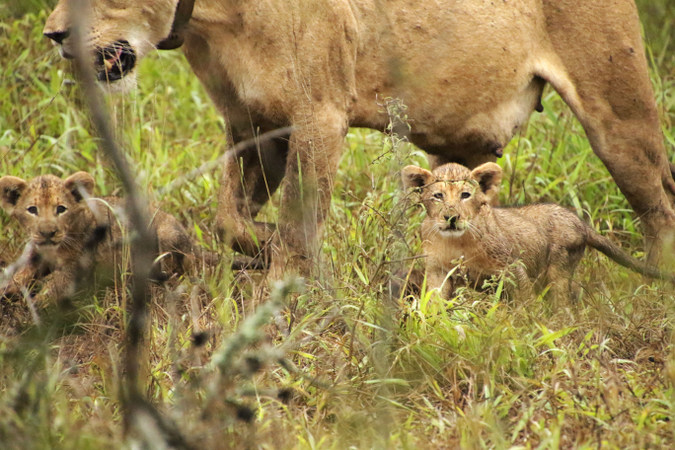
[0,172,96,252]
[401,162,502,237]
[43,0,179,90]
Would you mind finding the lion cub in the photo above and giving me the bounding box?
[0,172,199,305]
[402,162,672,300]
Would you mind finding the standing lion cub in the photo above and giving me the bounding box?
[0,172,200,306]
[402,163,673,300]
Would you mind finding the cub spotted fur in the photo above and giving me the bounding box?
[0,172,198,305]
[402,163,673,300]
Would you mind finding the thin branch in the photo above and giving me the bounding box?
[69,1,190,447]
[157,126,294,195]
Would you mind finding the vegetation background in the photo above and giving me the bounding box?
[0,0,673,448]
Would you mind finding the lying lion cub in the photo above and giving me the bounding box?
[0,172,199,305]
[402,162,672,300]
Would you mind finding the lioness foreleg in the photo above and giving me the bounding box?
[217,134,290,262]
[274,107,348,276]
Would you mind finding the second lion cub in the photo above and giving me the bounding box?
[402,162,672,300]
[0,171,203,306]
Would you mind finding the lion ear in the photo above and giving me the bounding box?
[64,172,95,202]
[0,176,28,214]
[470,162,502,202]
[401,165,433,190]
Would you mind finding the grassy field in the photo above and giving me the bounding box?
[0,1,674,448]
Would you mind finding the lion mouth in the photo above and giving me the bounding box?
[36,239,59,247]
[439,226,466,237]
[438,216,466,235]
[95,40,136,82]
[439,225,465,234]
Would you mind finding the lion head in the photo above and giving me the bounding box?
[401,162,502,238]
[0,172,97,257]
[43,0,189,90]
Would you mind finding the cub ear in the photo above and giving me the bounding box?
[64,172,95,202]
[470,162,502,202]
[401,165,434,190]
[0,176,28,214]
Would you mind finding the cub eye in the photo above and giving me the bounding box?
[56,205,68,215]
[433,192,444,200]
[460,191,471,199]
[27,206,38,215]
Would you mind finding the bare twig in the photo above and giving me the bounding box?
[69,1,190,448]
[157,126,294,195]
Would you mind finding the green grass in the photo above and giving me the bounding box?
[1,3,674,448]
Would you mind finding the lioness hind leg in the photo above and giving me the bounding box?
[542,1,675,264]
[216,134,290,260]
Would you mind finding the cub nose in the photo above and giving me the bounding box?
[39,229,57,239]
[44,30,70,44]
[444,215,458,229]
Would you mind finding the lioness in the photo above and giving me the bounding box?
[0,172,197,305]
[43,0,675,275]
[402,163,674,300]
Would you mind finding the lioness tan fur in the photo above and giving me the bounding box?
[402,163,674,300]
[0,172,196,305]
[43,0,675,275]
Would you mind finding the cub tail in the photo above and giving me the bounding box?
[585,228,675,283]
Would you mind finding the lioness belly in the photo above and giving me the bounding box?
[350,0,550,159]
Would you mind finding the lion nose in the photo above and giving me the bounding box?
[444,215,458,229]
[39,229,57,239]
[44,30,70,44]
